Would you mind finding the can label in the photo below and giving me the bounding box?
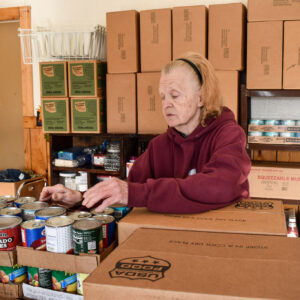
[52,270,77,293]
[76,273,88,295]
[102,222,115,249]
[23,209,37,221]
[28,266,52,288]
[73,227,101,255]
[0,265,27,284]
[21,225,46,250]
[46,225,73,253]
[0,225,21,250]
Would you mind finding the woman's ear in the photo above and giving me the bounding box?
[197,94,203,108]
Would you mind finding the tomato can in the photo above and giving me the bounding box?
[0,216,22,250]
[28,266,52,289]
[109,204,131,221]
[21,219,46,250]
[14,196,36,208]
[77,273,89,295]
[72,218,102,255]
[0,265,27,284]
[67,211,92,221]
[21,201,49,221]
[90,207,114,216]
[93,214,115,249]
[45,216,74,253]
[35,206,66,220]
[52,270,77,293]
[0,196,16,207]
[0,207,22,218]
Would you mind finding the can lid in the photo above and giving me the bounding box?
[59,172,77,177]
[68,211,92,221]
[0,207,21,215]
[21,201,49,210]
[93,214,115,223]
[16,196,36,203]
[21,219,45,229]
[91,207,114,215]
[0,215,22,229]
[109,203,127,208]
[46,216,74,227]
[35,206,66,217]
[0,195,16,201]
[72,218,102,230]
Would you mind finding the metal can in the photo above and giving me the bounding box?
[28,266,52,289]
[281,120,296,126]
[263,132,279,137]
[45,216,74,254]
[77,273,89,295]
[35,206,66,220]
[90,207,114,216]
[93,152,105,168]
[21,201,49,221]
[0,216,22,250]
[0,196,16,207]
[68,211,92,221]
[0,265,27,284]
[280,132,296,137]
[93,214,115,250]
[248,131,263,136]
[249,119,265,125]
[265,120,280,125]
[52,270,77,293]
[0,202,8,210]
[14,196,36,208]
[0,207,22,218]
[72,218,102,255]
[21,219,46,250]
[109,204,131,221]
[295,133,300,138]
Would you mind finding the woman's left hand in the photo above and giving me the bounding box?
[82,177,128,212]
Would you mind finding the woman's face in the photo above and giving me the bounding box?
[159,66,203,136]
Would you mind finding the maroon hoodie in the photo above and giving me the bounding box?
[128,107,251,214]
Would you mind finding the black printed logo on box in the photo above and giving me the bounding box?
[234,201,274,210]
[109,256,171,282]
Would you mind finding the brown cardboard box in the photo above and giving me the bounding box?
[0,250,17,266]
[140,9,172,72]
[215,70,239,121]
[84,228,300,299]
[283,21,300,89]
[248,135,300,145]
[71,98,106,133]
[137,72,168,134]
[106,73,137,134]
[208,3,246,71]
[106,10,139,73]
[249,166,300,201]
[172,6,207,59]
[247,21,283,89]
[248,0,300,22]
[118,198,287,244]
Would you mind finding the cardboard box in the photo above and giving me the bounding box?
[137,72,168,134]
[248,0,300,22]
[84,228,300,299]
[248,135,300,145]
[208,3,246,71]
[283,21,300,89]
[118,198,287,244]
[140,9,172,72]
[215,70,239,121]
[106,73,137,134]
[71,98,106,133]
[247,21,283,90]
[249,166,300,201]
[0,283,22,299]
[106,10,139,74]
[0,250,17,266]
[42,98,70,133]
[40,61,68,97]
[172,6,207,59]
[68,60,106,97]
[248,124,300,133]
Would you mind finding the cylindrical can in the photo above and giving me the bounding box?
[72,218,102,255]
[90,207,114,216]
[249,119,265,125]
[93,153,105,168]
[281,120,296,126]
[77,273,89,295]
[93,214,115,249]
[35,206,66,220]
[0,196,16,207]
[14,196,36,208]
[68,211,92,221]
[52,270,77,293]
[248,131,263,136]
[109,204,131,221]
[21,201,49,221]
[0,203,8,210]
[263,132,279,137]
[295,133,300,138]
[21,219,46,250]
[0,265,27,284]
[265,120,280,125]
[28,266,52,289]
[0,216,22,250]
[0,207,22,218]
[45,216,74,253]
[295,120,300,126]
[280,132,296,137]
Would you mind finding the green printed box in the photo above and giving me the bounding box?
[71,98,106,133]
[68,60,107,98]
[40,61,68,97]
[42,98,70,133]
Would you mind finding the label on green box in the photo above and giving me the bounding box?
[70,63,95,96]
[43,100,68,132]
[40,63,66,96]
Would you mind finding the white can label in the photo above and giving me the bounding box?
[45,225,73,253]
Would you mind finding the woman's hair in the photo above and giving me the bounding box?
[161,52,223,126]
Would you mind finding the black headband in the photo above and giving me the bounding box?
[177,58,203,85]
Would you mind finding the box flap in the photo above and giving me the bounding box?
[0,282,22,299]
[0,250,17,267]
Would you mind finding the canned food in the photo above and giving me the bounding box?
[249,119,265,125]
[72,218,102,255]
[28,266,52,288]
[21,219,46,250]
[0,207,22,218]
[109,204,131,221]
[248,131,263,136]
[21,201,49,221]
[0,203,8,210]
[77,273,88,295]
[295,133,300,137]
[14,196,36,208]
[68,211,92,221]
[90,207,114,216]
[45,216,74,253]
[0,196,16,207]
[263,132,279,137]
[35,206,66,220]
[0,216,22,250]
[295,120,300,126]
[281,120,296,126]
[280,132,296,137]
[0,265,27,284]
[265,120,280,125]
[52,270,77,293]
[93,214,115,250]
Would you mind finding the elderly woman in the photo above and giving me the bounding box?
[40,52,251,213]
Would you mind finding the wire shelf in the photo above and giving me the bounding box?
[18,25,106,64]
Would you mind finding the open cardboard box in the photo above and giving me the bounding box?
[118,198,287,244]
[84,228,300,299]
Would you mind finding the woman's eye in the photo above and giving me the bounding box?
[171,94,178,99]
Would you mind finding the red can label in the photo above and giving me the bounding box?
[0,225,21,250]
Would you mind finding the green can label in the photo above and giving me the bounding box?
[43,99,68,132]
[0,265,27,284]
[52,270,77,293]
[28,266,52,289]
[73,226,101,254]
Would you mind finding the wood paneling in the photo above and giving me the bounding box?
[0,7,19,21]
[30,129,47,176]
[24,129,31,170]
[252,150,277,162]
[277,151,300,163]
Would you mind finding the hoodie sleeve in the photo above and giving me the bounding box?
[128,125,251,214]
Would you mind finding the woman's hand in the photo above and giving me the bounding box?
[39,184,83,208]
[82,177,128,212]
